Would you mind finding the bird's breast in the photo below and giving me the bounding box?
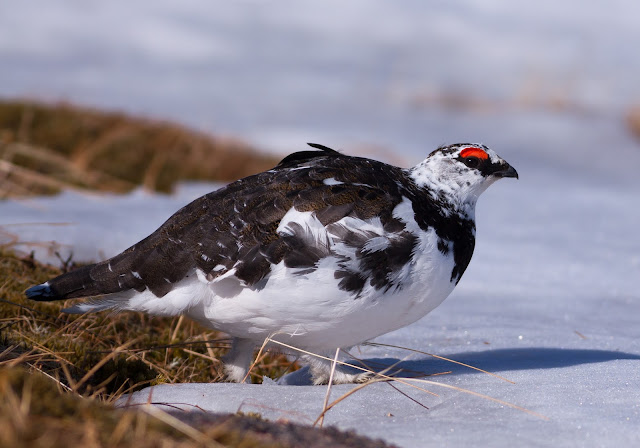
[187,226,458,350]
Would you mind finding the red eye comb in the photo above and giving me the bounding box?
[460,147,489,160]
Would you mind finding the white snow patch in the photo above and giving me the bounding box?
[1,2,640,445]
[3,172,639,447]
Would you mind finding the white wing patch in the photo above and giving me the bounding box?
[362,236,390,253]
[277,208,327,243]
[392,197,421,233]
[323,177,343,186]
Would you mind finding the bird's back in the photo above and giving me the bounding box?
[24,142,518,384]
[27,146,429,306]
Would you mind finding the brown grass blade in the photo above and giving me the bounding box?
[316,347,341,428]
[268,338,548,420]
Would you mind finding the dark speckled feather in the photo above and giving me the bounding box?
[25,141,519,385]
[27,143,476,302]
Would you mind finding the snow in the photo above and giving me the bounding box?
[0,184,220,263]
[4,168,639,447]
[1,1,640,446]
[2,1,639,163]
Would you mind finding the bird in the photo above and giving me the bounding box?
[26,142,518,384]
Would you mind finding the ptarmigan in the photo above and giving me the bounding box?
[26,143,518,384]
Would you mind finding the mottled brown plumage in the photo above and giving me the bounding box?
[26,142,518,384]
[29,145,422,300]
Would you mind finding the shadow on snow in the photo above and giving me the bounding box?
[279,347,640,385]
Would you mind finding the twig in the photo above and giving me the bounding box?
[313,378,389,426]
[25,362,73,393]
[73,337,140,392]
[385,381,430,410]
[242,334,272,383]
[268,338,548,420]
[316,347,340,428]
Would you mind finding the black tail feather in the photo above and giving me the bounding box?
[25,283,60,301]
[25,264,97,302]
[276,143,343,168]
[24,240,180,302]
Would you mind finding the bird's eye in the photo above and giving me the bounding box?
[464,157,480,168]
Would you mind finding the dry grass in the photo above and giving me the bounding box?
[0,250,401,447]
[0,367,190,448]
[627,105,640,142]
[0,367,395,448]
[0,249,288,445]
[0,249,298,395]
[0,248,539,446]
[0,99,279,198]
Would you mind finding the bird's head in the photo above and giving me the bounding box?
[409,143,518,212]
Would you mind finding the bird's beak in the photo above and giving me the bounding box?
[492,162,519,179]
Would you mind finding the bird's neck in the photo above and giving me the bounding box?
[406,166,479,220]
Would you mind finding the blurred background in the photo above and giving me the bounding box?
[1,0,639,193]
[1,6,639,444]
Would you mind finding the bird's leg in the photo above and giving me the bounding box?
[304,351,373,385]
[223,337,255,382]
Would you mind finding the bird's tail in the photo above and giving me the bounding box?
[26,264,100,302]
[25,251,146,313]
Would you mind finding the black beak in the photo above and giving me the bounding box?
[492,163,519,179]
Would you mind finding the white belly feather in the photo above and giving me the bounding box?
[91,200,458,351]
[184,227,455,351]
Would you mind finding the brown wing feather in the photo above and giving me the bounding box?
[29,152,410,301]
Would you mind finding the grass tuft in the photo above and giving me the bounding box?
[627,105,640,143]
[1,249,402,447]
[0,249,298,396]
[0,99,279,198]
[1,366,397,448]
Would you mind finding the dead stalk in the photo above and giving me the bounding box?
[73,338,140,393]
[242,334,273,384]
[316,347,340,428]
[267,338,548,420]
[364,341,515,384]
[139,404,227,448]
